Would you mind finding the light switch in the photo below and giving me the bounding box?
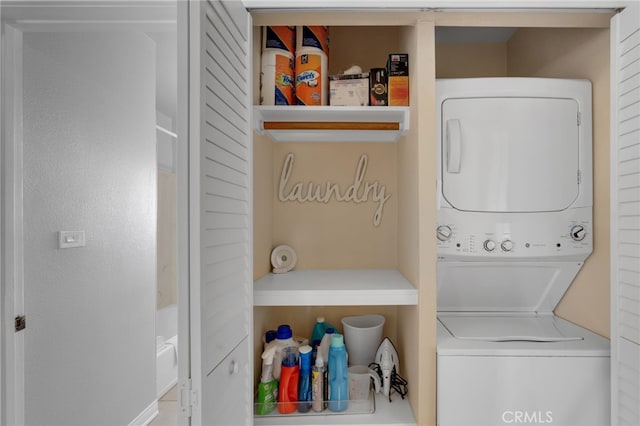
[58,231,86,249]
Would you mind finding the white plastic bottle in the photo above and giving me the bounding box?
[318,327,335,368]
[272,324,297,380]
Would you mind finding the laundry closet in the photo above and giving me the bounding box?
[181,2,636,425]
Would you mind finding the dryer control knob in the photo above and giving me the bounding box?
[483,240,496,252]
[570,224,586,241]
[501,240,514,252]
[436,225,452,242]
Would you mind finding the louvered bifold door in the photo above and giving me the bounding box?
[611,4,640,425]
[187,0,252,424]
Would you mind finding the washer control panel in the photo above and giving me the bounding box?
[436,207,592,260]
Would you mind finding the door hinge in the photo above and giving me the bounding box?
[577,111,582,126]
[15,315,26,332]
[179,379,197,418]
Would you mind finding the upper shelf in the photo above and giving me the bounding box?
[253,269,418,306]
[253,106,410,143]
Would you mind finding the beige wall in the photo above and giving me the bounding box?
[507,28,611,338]
[436,42,507,78]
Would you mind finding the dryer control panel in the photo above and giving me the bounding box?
[436,206,592,261]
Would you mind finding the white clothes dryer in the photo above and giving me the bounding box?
[435,78,610,426]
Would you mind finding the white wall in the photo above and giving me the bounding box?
[22,31,156,425]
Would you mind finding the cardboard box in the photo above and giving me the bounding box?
[329,73,370,106]
[387,54,409,106]
[369,68,388,106]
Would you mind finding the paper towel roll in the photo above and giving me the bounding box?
[295,48,328,106]
[296,26,329,56]
[260,50,295,105]
[262,26,295,55]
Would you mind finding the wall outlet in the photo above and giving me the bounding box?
[58,231,86,249]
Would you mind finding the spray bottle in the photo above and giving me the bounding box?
[318,327,335,368]
[256,345,278,415]
[311,352,326,412]
[297,345,313,413]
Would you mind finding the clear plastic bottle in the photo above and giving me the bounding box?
[311,352,326,412]
[328,333,349,412]
[297,345,313,413]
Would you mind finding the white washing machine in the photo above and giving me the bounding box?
[435,78,610,426]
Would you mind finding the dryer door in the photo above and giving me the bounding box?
[441,96,580,212]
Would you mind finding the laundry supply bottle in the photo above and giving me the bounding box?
[273,324,297,380]
[311,352,326,412]
[277,346,299,414]
[318,327,335,368]
[328,333,349,412]
[310,316,334,349]
[263,329,277,349]
[297,345,313,413]
[256,345,278,415]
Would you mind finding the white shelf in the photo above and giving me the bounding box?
[253,106,410,142]
[253,269,418,306]
[254,392,416,426]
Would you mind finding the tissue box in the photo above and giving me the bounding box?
[329,73,370,106]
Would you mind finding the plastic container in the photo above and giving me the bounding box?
[341,314,385,366]
[263,329,277,350]
[311,352,326,412]
[311,316,335,349]
[297,345,313,413]
[278,346,299,414]
[256,345,278,415]
[318,327,335,367]
[273,324,297,380]
[328,333,349,412]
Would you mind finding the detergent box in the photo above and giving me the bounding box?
[387,54,409,106]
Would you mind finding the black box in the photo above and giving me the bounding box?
[369,68,388,106]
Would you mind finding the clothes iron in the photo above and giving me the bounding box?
[374,337,400,398]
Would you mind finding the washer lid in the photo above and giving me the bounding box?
[439,315,583,342]
[437,261,583,313]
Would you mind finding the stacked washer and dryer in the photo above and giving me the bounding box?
[435,78,610,425]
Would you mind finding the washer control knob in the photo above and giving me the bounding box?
[483,240,496,252]
[570,224,586,241]
[501,240,514,252]
[436,225,452,242]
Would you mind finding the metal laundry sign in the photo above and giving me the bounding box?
[278,152,391,226]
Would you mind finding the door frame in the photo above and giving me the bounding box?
[0,3,177,425]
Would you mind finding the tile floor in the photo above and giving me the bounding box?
[149,385,177,426]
